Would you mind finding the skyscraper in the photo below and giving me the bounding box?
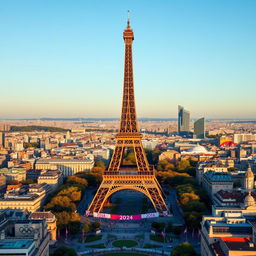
[178,105,190,136]
[194,117,205,139]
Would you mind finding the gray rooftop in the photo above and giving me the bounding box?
[204,171,233,182]
[0,240,33,249]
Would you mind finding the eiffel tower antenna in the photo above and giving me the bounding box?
[127,10,130,27]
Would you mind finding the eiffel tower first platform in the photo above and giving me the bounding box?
[87,16,169,216]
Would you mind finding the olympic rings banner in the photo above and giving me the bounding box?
[92,212,159,220]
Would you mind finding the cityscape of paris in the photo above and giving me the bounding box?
[0,1,256,256]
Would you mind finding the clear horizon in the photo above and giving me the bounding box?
[1,0,256,119]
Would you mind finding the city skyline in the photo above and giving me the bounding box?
[1,0,256,119]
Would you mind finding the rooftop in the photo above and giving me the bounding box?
[204,171,233,182]
[36,158,93,163]
[222,237,256,251]
[30,211,55,220]
[0,240,33,249]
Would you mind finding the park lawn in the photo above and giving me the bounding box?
[84,234,103,243]
[135,234,144,239]
[149,234,164,243]
[87,243,106,248]
[101,253,147,256]
[112,239,138,248]
[143,243,163,248]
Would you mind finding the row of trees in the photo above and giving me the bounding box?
[176,181,208,229]
[154,155,209,229]
[171,242,199,256]
[43,161,105,234]
[44,181,84,233]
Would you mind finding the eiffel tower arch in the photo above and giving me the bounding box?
[87,16,169,216]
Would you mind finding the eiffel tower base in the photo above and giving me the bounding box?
[87,174,169,215]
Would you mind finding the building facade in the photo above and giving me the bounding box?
[0,167,26,182]
[29,211,57,244]
[202,171,233,199]
[35,158,94,177]
[0,210,50,256]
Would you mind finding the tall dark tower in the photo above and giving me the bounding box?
[87,15,169,215]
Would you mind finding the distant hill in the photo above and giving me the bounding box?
[10,125,68,132]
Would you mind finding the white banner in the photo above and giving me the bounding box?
[141,212,159,219]
[93,212,111,219]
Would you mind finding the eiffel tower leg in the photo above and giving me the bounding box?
[87,183,111,214]
[87,177,169,216]
[108,145,125,172]
[145,179,169,214]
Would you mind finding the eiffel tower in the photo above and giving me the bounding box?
[87,16,169,216]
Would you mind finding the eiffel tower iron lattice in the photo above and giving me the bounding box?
[87,17,170,216]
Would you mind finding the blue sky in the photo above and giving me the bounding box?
[0,0,255,119]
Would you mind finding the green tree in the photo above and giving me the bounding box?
[151,148,163,165]
[176,184,196,197]
[69,191,82,202]
[91,221,100,232]
[151,222,165,232]
[157,160,175,171]
[45,195,76,212]
[67,176,88,186]
[83,221,91,233]
[171,242,198,256]
[184,211,203,229]
[182,200,206,213]
[53,246,77,256]
[75,171,102,186]
[55,211,70,227]
[95,160,106,169]
[180,193,199,206]
[68,221,81,235]
[176,159,191,171]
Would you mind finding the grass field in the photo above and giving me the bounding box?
[112,240,138,248]
[84,234,103,243]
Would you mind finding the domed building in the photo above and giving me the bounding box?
[181,143,215,161]
[243,165,254,190]
[244,192,255,208]
[213,191,256,216]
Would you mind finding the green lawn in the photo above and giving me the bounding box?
[149,234,164,243]
[87,243,106,248]
[135,234,144,239]
[112,240,138,248]
[84,235,103,243]
[143,243,163,248]
[101,253,147,256]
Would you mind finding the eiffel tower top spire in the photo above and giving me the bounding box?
[127,10,131,28]
[118,13,139,136]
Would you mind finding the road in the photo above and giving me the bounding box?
[166,187,185,226]
[77,187,96,215]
